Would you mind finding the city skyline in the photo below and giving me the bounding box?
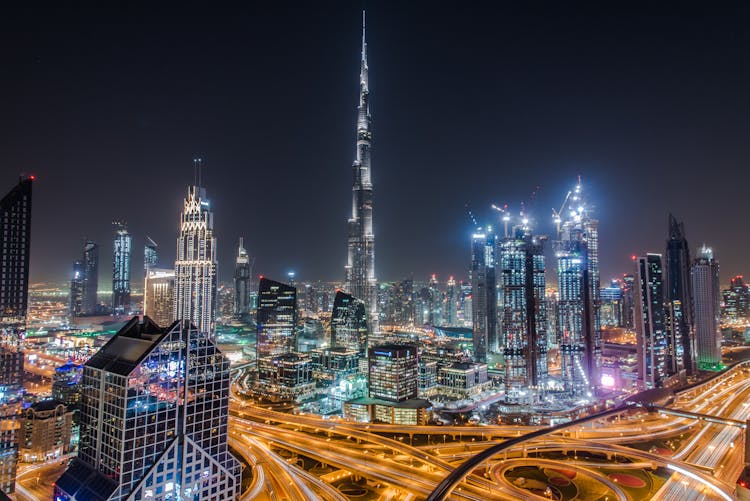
[4,4,750,286]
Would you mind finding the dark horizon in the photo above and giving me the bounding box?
[3,3,749,287]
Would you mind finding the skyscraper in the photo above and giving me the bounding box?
[81,240,99,316]
[112,221,131,314]
[143,268,175,327]
[256,278,297,381]
[143,236,158,271]
[470,228,497,364]
[498,224,548,402]
[600,279,623,328]
[621,273,635,330]
[692,245,721,369]
[330,291,368,355]
[368,344,418,403]
[665,213,696,375]
[345,12,378,338]
[445,276,458,326]
[0,176,33,494]
[55,317,241,500]
[174,178,217,337]
[233,237,251,317]
[69,260,84,317]
[634,254,672,389]
[555,179,600,396]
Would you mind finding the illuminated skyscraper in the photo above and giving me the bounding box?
[345,12,378,338]
[69,260,84,317]
[143,236,158,271]
[634,254,670,389]
[233,237,251,317]
[112,221,132,314]
[554,179,600,396]
[174,175,217,337]
[665,214,695,374]
[81,240,99,316]
[256,278,297,381]
[471,228,497,364]
[55,317,241,500]
[144,268,175,327]
[0,176,33,494]
[600,279,623,327]
[331,291,367,355]
[445,276,458,326]
[692,245,721,369]
[498,223,547,402]
[368,344,418,403]
[621,273,635,330]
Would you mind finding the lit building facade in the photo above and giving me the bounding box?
[330,291,368,355]
[20,400,73,463]
[345,13,378,339]
[143,268,175,328]
[82,240,99,316]
[0,176,33,495]
[233,237,251,317]
[368,344,418,403]
[600,279,623,328]
[470,228,497,363]
[55,317,240,500]
[69,259,84,317]
[174,182,217,337]
[634,254,669,389]
[498,225,547,402]
[112,221,131,314]
[692,245,721,369]
[445,276,458,326]
[256,278,297,381]
[144,236,158,271]
[665,214,695,374]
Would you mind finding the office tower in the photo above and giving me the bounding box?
[55,317,241,500]
[233,237,251,317]
[143,236,158,271]
[368,344,418,402]
[174,180,217,337]
[634,254,671,389]
[692,245,721,369]
[554,179,600,396]
[620,274,635,330]
[665,213,696,375]
[460,281,472,326]
[69,260,84,317]
[51,361,83,411]
[256,278,297,380]
[0,176,32,495]
[345,13,378,338]
[498,224,548,402]
[81,240,99,315]
[143,268,175,327]
[600,279,623,327]
[112,221,132,314]
[331,291,368,355]
[723,276,749,321]
[445,276,458,326]
[427,275,443,326]
[470,228,497,363]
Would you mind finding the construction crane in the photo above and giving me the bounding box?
[490,203,511,237]
[552,190,572,236]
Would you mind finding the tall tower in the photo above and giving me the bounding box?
[174,161,217,337]
[144,236,158,271]
[554,179,600,396]
[665,214,695,375]
[0,176,33,494]
[233,237,251,317]
[692,245,721,369]
[634,254,670,389]
[470,228,497,364]
[81,240,99,315]
[69,260,84,317]
[498,221,548,403]
[345,12,378,338]
[112,221,131,314]
[256,278,297,382]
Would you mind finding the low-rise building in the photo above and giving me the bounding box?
[20,400,73,463]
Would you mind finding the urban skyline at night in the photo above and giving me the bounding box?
[4,3,750,285]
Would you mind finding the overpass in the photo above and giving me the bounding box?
[649,405,747,428]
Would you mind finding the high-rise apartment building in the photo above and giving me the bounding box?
[470,228,497,364]
[665,214,695,374]
[600,279,623,328]
[69,260,84,317]
[345,13,378,338]
[112,221,131,314]
[555,179,600,396]
[55,317,241,500]
[143,268,175,327]
[498,225,547,402]
[143,236,158,271]
[233,237,251,317]
[82,240,99,315]
[634,254,671,389]
[256,278,297,381]
[692,245,721,369]
[174,181,217,336]
[330,291,368,355]
[621,274,635,330]
[0,176,32,495]
[445,276,458,326]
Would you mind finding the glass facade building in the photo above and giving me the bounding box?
[112,222,132,314]
[330,290,368,356]
[665,213,695,374]
[233,237,251,317]
[470,229,497,363]
[368,344,418,403]
[256,278,297,382]
[144,268,175,328]
[692,246,722,369]
[634,254,669,389]
[55,317,240,501]
[82,240,99,316]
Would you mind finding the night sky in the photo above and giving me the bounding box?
[3,2,749,287]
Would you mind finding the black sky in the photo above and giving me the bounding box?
[2,2,749,286]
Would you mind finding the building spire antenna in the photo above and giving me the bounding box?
[361,10,366,60]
